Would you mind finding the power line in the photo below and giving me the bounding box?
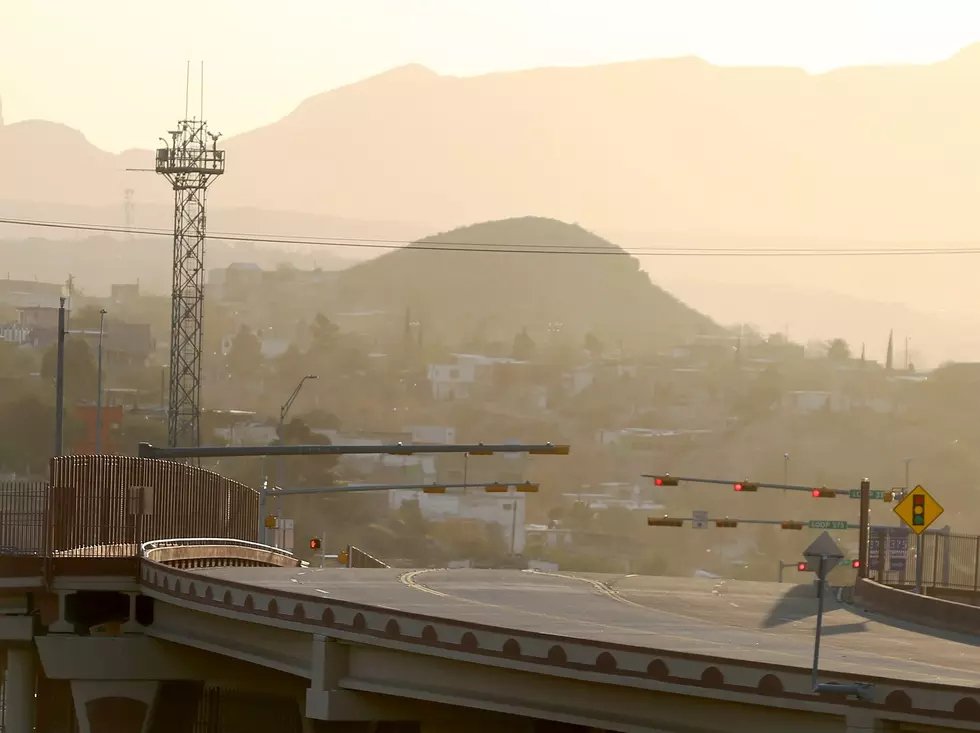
[3,215,980,257]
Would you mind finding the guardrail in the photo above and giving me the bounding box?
[140,538,303,569]
[345,544,388,569]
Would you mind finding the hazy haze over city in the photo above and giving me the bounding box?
[6,1,980,364]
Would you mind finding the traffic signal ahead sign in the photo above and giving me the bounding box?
[893,485,944,535]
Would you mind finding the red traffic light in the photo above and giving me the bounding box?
[653,475,679,486]
[309,537,322,550]
[797,562,808,571]
[734,483,743,491]
[811,488,836,498]
[733,482,758,492]
[851,560,861,569]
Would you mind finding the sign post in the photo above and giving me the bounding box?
[893,485,944,594]
[802,531,844,691]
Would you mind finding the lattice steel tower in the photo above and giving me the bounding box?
[155,120,225,447]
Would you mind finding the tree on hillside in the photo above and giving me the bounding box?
[512,328,536,361]
[277,417,338,488]
[41,337,97,399]
[227,325,262,379]
[0,396,82,474]
[584,332,603,360]
[70,305,107,330]
[309,313,340,354]
[826,338,851,361]
[0,341,35,378]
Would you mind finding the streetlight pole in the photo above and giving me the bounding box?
[95,309,107,454]
[54,297,67,457]
[272,374,318,546]
[783,453,790,485]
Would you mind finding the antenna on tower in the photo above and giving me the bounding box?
[184,60,190,120]
[155,65,225,449]
[200,61,205,121]
[123,188,135,238]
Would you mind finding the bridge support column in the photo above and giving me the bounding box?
[70,680,159,733]
[5,646,37,733]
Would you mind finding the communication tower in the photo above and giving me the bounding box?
[155,113,225,447]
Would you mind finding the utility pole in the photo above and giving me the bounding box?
[273,375,317,546]
[95,309,107,454]
[155,63,225,448]
[857,478,870,578]
[54,297,67,457]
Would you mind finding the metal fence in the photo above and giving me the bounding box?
[866,527,980,592]
[346,544,389,569]
[0,457,259,560]
[0,482,47,555]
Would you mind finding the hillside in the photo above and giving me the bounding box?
[336,217,716,349]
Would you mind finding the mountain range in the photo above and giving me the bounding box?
[6,49,980,360]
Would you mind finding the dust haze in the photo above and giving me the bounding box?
[2,7,980,577]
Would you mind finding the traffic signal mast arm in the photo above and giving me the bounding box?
[644,474,893,500]
[647,517,835,528]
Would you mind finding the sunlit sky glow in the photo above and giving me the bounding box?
[4,0,980,151]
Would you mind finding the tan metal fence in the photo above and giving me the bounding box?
[0,457,259,560]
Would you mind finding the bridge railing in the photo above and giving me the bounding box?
[0,481,47,556]
[0,457,260,566]
[140,537,302,568]
[867,529,980,602]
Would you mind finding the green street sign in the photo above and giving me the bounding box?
[848,489,885,500]
[808,520,849,530]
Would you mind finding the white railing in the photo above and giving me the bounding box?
[140,537,305,566]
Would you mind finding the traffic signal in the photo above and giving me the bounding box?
[912,493,925,527]
[797,562,809,572]
[484,483,509,493]
[309,537,322,550]
[423,486,446,494]
[515,482,539,493]
[653,475,679,487]
[733,482,758,492]
[264,515,277,529]
[883,491,894,503]
[715,519,738,528]
[811,488,836,498]
[851,559,861,569]
[647,516,685,527]
[780,521,804,530]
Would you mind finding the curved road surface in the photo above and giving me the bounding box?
[190,567,980,687]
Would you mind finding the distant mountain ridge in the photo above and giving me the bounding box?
[8,47,980,243]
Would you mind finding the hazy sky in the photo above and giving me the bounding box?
[5,0,980,152]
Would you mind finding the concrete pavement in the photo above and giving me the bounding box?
[191,567,980,687]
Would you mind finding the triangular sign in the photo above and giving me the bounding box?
[803,531,844,561]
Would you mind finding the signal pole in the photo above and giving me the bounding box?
[155,71,225,448]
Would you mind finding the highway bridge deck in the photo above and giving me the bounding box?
[189,567,980,688]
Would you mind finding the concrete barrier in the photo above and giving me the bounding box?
[853,577,980,635]
[143,543,301,569]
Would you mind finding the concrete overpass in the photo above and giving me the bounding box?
[2,455,980,732]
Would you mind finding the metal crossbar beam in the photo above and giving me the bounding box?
[140,442,569,459]
[642,474,851,495]
[271,482,535,497]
